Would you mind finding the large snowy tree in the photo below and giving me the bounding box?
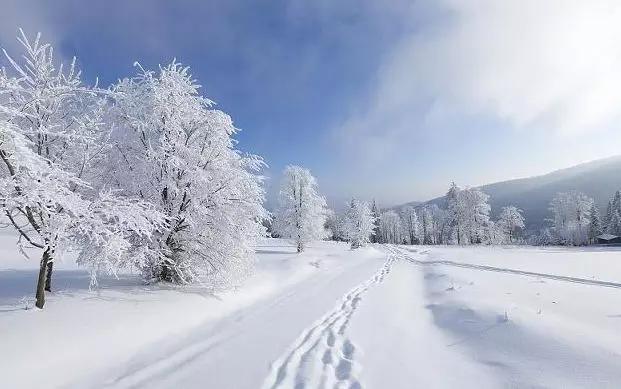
[549,191,593,246]
[0,31,161,308]
[107,61,268,285]
[344,198,375,249]
[498,206,525,243]
[273,165,328,252]
[446,183,491,244]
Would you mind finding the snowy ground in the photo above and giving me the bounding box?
[2,237,621,388]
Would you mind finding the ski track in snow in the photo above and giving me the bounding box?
[388,245,621,289]
[262,253,395,389]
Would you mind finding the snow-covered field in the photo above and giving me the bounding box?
[2,237,621,388]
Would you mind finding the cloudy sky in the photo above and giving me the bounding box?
[2,0,621,206]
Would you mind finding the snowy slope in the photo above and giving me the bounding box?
[2,239,621,388]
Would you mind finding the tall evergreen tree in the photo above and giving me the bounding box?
[604,191,621,234]
[604,199,614,232]
[611,211,621,236]
[446,182,461,244]
[370,199,381,243]
[588,203,603,243]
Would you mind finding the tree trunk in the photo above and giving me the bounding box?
[35,248,52,309]
[44,260,53,292]
[297,241,304,253]
[160,264,172,282]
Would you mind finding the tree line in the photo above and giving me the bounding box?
[538,189,621,246]
[271,170,621,249]
[270,176,526,249]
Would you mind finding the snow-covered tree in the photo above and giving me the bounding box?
[609,211,621,236]
[379,210,403,244]
[370,199,380,243]
[604,198,613,232]
[325,210,346,241]
[446,183,491,244]
[344,198,375,249]
[549,191,593,246]
[605,191,621,235]
[274,165,328,252]
[498,206,525,243]
[531,227,556,246]
[0,31,161,308]
[482,221,506,245]
[401,206,421,244]
[588,202,603,243]
[107,61,268,284]
[419,204,447,244]
[419,206,433,244]
[433,205,452,244]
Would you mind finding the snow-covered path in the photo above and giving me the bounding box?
[86,242,388,389]
[262,252,395,389]
[260,244,621,389]
[3,240,621,388]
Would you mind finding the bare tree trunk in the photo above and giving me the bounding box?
[160,263,172,282]
[35,248,52,309]
[44,260,53,292]
[297,241,304,253]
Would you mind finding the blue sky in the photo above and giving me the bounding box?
[2,0,621,207]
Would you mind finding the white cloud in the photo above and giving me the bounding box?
[338,0,621,146]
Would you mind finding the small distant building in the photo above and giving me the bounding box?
[596,233,621,244]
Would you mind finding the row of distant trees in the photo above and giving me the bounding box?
[270,177,526,249]
[270,169,621,249]
[270,166,375,251]
[366,186,620,247]
[537,189,621,246]
[338,183,526,246]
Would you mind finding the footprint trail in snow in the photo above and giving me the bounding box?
[262,254,396,389]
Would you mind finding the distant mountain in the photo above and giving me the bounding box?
[398,155,621,231]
